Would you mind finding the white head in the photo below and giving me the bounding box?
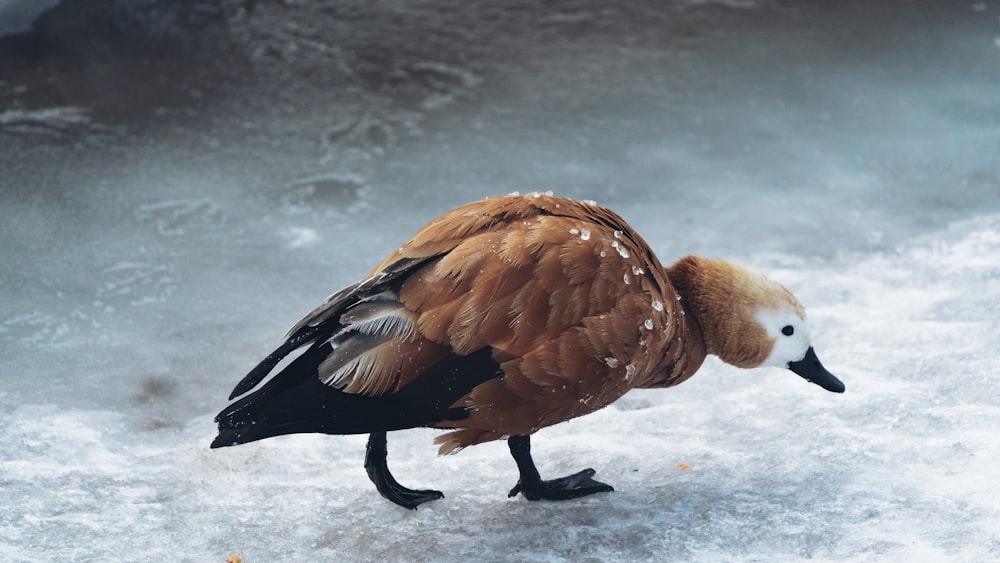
[755,306,812,368]
[754,301,843,392]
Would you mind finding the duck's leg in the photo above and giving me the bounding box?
[364,431,444,509]
[506,434,615,501]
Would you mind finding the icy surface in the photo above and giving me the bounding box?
[2,1,999,561]
[0,0,60,36]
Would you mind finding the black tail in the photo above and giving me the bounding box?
[212,342,442,448]
[211,344,503,448]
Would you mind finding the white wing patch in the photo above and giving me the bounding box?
[340,292,416,339]
[318,292,416,393]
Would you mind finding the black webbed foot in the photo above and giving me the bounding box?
[506,435,615,501]
[365,431,443,509]
[508,467,615,500]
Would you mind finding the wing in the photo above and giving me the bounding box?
[225,255,438,400]
[225,195,538,400]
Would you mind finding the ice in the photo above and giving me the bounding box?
[612,241,630,259]
[2,0,1000,561]
[0,106,89,129]
[0,0,60,36]
[280,227,319,249]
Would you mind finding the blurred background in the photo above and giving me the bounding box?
[2,1,999,560]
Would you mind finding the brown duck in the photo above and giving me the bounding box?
[211,193,844,509]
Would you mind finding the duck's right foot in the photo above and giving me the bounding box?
[365,431,444,510]
[506,434,615,502]
[507,467,614,500]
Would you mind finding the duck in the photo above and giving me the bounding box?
[211,193,844,509]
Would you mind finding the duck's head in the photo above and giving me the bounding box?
[751,295,845,393]
[668,256,845,393]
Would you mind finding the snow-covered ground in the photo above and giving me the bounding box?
[2,1,999,560]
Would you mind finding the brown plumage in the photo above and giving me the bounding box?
[212,193,843,509]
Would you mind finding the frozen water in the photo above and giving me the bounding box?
[0,0,60,36]
[625,364,637,380]
[2,0,999,561]
[612,241,630,259]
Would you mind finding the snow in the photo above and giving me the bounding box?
[2,0,999,561]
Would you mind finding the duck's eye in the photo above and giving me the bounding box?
[781,325,795,336]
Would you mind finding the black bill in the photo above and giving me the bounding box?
[788,347,845,393]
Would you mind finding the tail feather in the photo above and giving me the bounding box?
[212,341,440,448]
[227,325,321,400]
[211,342,505,449]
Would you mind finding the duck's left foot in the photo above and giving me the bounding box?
[365,431,444,510]
[506,435,615,501]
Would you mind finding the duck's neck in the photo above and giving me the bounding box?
[665,255,718,353]
[634,259,708,389]
[664,255,771,369]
